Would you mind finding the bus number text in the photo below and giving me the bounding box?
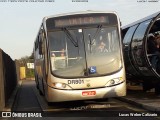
[68,80,84,84]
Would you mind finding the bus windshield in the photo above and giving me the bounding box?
[48,26,122,77]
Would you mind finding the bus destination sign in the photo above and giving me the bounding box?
[54,16,109,27]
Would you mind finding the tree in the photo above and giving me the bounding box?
[29,52,34,59]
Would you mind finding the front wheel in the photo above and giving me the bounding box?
[38,89,44,96]
[35,76,39,89]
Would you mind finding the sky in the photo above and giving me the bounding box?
[0,0,160,60]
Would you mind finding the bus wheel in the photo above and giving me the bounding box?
[39,89,44,96]
[36,85,39,89]
[36,82,39,89]
[35,76,39,89]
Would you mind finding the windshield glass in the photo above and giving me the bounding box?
[48,26,122,77]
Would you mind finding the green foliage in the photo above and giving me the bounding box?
[26,69,34,78]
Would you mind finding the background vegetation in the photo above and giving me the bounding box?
[18,52,34,78]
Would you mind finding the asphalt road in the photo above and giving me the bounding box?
[10,80,160,120]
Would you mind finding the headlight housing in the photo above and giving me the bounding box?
[52,82,72,90]
[105,77,124,87]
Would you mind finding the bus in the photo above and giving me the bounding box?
[122,11,160,94]
[34,11,126,103]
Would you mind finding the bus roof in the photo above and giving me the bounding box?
[42,10,118,22]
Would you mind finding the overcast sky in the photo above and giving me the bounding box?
[0,0,160,59]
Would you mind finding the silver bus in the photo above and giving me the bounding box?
[34,11,126,103]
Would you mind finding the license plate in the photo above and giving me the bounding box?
[82,91,96,96]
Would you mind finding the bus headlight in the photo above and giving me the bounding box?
[52,82,72,90]
[105,77,124,87]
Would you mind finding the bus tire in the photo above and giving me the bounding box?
[36,79,39,89]
[35,76,39,89]
[36,84,39,89]
[39,89,43,96]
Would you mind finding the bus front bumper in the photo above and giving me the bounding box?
[47,82,126,102]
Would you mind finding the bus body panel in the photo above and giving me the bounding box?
[48,67,125,89]
[46,68,126,102]
[34,11,126,102]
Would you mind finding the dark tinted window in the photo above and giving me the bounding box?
[132,19,151,48]
[123,25,138,51]
[131,19,151,66]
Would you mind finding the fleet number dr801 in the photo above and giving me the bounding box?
[68,80,84,84]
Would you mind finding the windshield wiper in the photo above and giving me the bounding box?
[88,25,102,53]
[88,34,93,53]
[62,28,78,47]
[92,25,102,41]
